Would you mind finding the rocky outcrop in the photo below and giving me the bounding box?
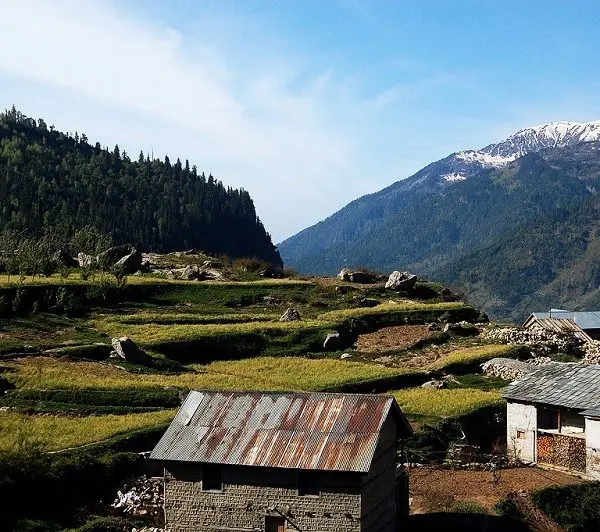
[443,321,480,337]
[385,271,417,291]
[280,308,301,322]
[114,248,143,274]
[111,337,153,366]
[97,244,135,270]
[337,268,377,284]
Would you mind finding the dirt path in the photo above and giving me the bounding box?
[410,466,583,514]
[356,325,430,354]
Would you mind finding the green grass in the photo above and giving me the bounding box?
[392,387,503,419]
[426,344,513,371]
[0,409,175,452]
[1,356,407,393]
[318,300,468,320]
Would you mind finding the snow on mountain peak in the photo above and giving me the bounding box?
[454,120,600,171]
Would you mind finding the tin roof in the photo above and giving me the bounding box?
[523,316,592,342]
[503,363,600,410]
[150,390,412,473]
[525,311,600,331]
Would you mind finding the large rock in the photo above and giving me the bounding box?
[323,332,341,350]
[114,248,143,274]
[111,337,153,366]
[77,252,94,268]
[421,379,445,390]
[385,271,417,291]
[97,244,135,269]
[180,265,201,280]
[52,249,78,268]
[280,308,301,322]
[338,268,352,281]
[337,268,376,284]
[443,322,480,337]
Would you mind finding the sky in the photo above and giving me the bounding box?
[1,1,600,243]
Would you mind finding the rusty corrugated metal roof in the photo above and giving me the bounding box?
[523,315,592,342]
[150,390,412,473]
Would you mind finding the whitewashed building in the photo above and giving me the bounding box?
[503,363,600,478]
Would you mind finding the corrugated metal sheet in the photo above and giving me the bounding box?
[503,363,600,410]
[523,316,592,342]
[150,390,412,473]
[525,311,600,331]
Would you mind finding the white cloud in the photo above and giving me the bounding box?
[0,0,363,241]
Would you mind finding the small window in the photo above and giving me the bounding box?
[298,471,320,496]
[516,430,525,439]
[202,464,222,491]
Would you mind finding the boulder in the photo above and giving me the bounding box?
[338,268,352,281]
[111,337,153,366]
[443,322,480,337]
[340,353,353,360]
[52,249,78,268]
[259,264,284,278]
[421,379,445,390]
[323,332,341,350]
[180,265,200,280]
[280,308,301,322]
[97,244,135,269]
[77,252,94,268]
[114,248,143,274]
[385,271,417,291]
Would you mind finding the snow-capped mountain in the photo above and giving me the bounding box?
[453,120,600,173]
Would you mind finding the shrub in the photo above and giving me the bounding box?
[531,482,600,532]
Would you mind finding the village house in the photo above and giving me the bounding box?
[503,363,600,478]
[523,310,600,340]
[150,390,413,532]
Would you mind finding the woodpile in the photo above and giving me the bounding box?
[537,434,586,472]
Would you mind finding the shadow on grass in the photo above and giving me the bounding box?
[407,513,528,531]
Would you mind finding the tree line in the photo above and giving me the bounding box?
[0,107,281,265]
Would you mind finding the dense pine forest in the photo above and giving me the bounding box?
[0,107,281,265]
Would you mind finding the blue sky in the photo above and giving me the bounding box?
[1,1,599,242]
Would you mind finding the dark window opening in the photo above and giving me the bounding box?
[298,471,320,496]
[516,430,525,439]
[202,464,222,491]
[537,408,559,430]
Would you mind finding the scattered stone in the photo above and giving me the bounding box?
[112,475,163,518]
[97,244,135,269]
[427,322,440,332]
[259,264,284,278]
[323,332,341,350]
[443,321,480,337]
[358,298,379,308]
[421,379,445,390]
[202,259,222,269]
[52,249,78,268]
[77,252,94,268]
[111,337,153,366]
[385,271,417,291]
[114,248,143,274]
[180,265,200,280]
[280,308,301,322]
[481,357,537,381]
[338,268,352,281]
[340,353,353,359]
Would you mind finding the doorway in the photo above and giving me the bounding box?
[265,515,286,532]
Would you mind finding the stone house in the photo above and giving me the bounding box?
[150,390,413,532]
[523,310,600,340]
[503,363,600,478]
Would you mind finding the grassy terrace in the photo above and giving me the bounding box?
[0,409,174,452]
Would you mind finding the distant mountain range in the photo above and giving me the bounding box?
[278,121,600,320]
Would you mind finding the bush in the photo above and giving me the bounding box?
[531,482,600,532]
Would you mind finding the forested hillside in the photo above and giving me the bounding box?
[0,107,281,265]
[279,138,600,320]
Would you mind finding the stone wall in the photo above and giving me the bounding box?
[164,464,362,532]
[506,402,537,463]
[585,416,600,480]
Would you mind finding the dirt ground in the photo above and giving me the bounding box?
[409,466,584,514]
[356,325,430,353]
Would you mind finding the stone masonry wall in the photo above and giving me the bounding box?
[164,464,361,532]
[585,417,600,480]
[506,402,537,463]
